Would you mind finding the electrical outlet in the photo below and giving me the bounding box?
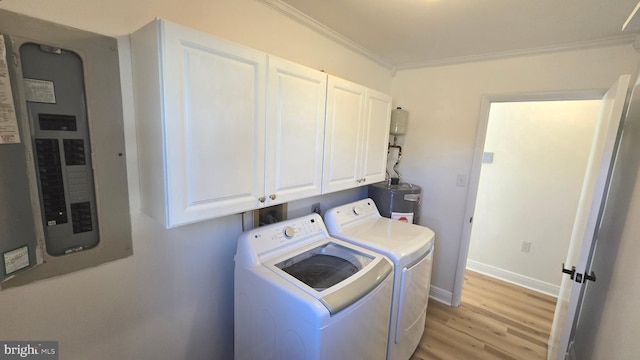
[311,203,321,215]
[521,241,531,253]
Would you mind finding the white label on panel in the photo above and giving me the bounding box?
[404,194,420,202]
[391,212,414,223]
[24,78,56,104]
[0,35,21,144]
[4,245,30,275]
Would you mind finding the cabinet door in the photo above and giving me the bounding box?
[265,56,327,205]
[322,76,366,194]
[163,21,267,226]
[361,89,392,185]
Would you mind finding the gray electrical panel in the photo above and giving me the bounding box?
[0,9,132,287]
[21,43,100,256]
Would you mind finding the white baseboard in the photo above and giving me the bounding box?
[429,285,453,306]
[466,259,559,297]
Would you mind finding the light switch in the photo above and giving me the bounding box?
[483,152,494,163]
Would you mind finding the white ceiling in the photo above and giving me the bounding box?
[260,0,640,69]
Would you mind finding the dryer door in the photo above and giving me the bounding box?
[396,246,433,343]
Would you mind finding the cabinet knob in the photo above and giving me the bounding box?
[258,196,266,203]
[269,194,277,200]
[362,177,366,183]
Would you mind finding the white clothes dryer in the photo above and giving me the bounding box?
[234,213,394,360]
[324,198,435,360]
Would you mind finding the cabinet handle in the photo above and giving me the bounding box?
[269,194,277,200]
[258,196,266,203]
[362,177,366,183]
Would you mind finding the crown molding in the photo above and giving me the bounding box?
[256,0,393,70]
[395,34,637,70]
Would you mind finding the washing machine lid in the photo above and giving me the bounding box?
[264,239,392,315]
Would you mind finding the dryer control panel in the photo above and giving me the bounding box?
[324,198,381,232]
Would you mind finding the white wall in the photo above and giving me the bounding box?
[0,1,390,359]
[467,100,600,295]
[391,45,640,303]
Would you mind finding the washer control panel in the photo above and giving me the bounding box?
[240,213,327,260]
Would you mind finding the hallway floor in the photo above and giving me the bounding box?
[411,271,557,360]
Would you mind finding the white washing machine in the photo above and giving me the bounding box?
[324,199,435,360]
[234,213,394,360]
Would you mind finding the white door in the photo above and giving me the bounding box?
[265,56,327,205]
[360,89,392,186]
[548,74,630,359]
[323,76,366,193]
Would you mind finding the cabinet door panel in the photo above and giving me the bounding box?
[323,77,365,193]
[361,89,392,185]
[183,47,257,203]
[164,22,266,225]
[266,57,327,204]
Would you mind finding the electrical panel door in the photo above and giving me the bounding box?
[0,9,132,289]
[0,35,39,278]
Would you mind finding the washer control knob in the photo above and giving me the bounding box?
[353,206,363,216]
[283,226,295,239]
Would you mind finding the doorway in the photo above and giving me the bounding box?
[465,99,601,296]
[451,91,608,308]
[449,76,631,360]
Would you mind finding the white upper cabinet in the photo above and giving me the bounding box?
[323,76,392,194]
[323,76,366,193]
[131,19,267,228]
[361,88,393,184]
[131,19,389,228]
[265,56,327,206]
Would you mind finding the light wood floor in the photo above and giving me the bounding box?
[410,271,557,360]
